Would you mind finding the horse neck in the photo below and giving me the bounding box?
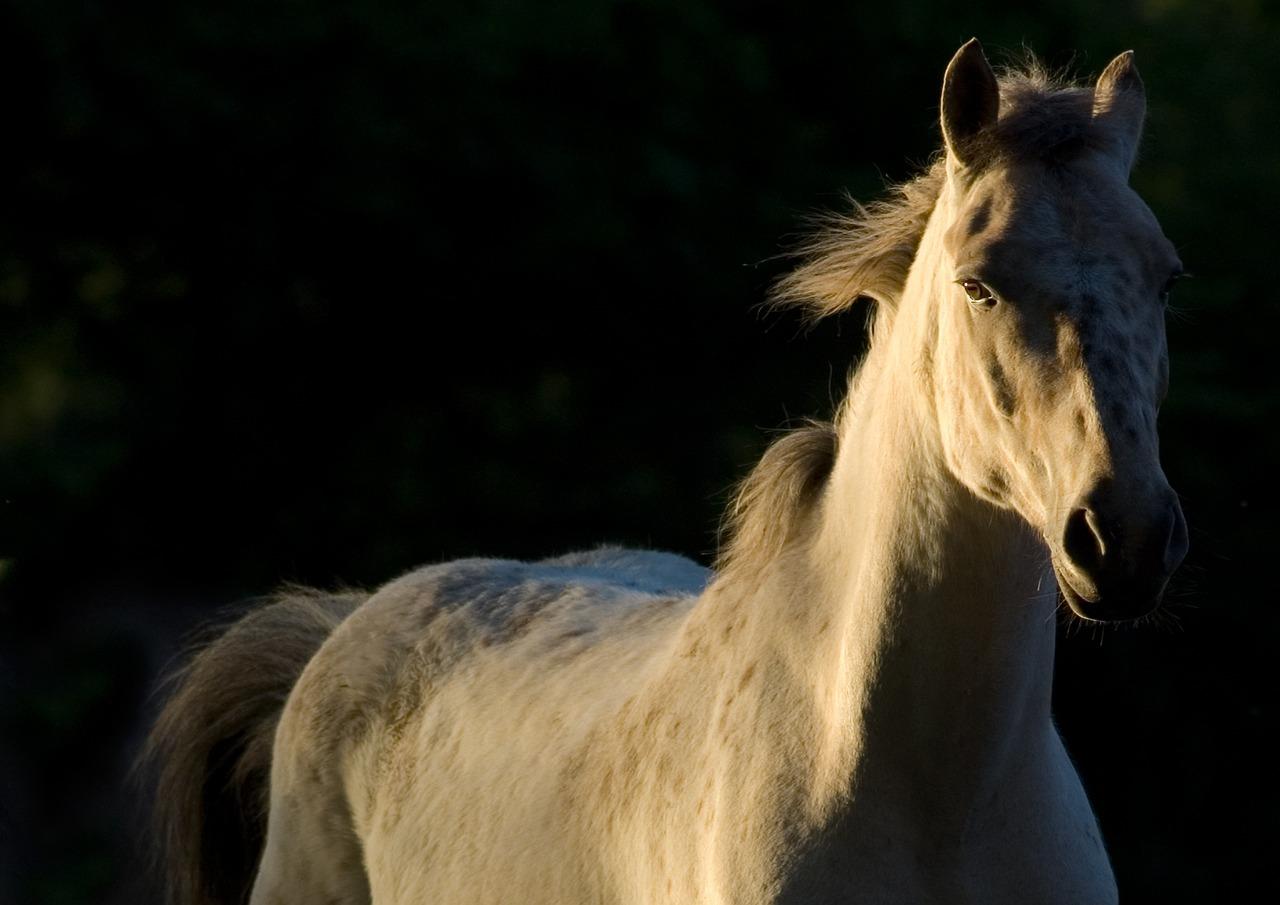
[808,216,1059,815]
[675,196,1059,832]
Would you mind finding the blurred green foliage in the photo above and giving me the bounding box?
[0,1,1274,902]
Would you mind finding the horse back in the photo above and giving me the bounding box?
[268,547,706,903]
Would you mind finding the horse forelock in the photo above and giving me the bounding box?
[979,68,1101,165]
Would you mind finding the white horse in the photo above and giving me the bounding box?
[143,40,1188,905]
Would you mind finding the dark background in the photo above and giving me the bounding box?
[0,1,1273,902]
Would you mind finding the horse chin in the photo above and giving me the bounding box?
[1052,566,1099,621]
[1050,560,1163,624]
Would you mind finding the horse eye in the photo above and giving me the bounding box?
[960,280,996,308]
[1159,271,1185,305]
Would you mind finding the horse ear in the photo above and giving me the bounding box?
[940,38,999,167]
[1091,51,1146,174]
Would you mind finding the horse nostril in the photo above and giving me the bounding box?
[1163,500,1190,574]
[1062,507,1105,573]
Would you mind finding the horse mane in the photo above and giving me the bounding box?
[717,59,1092,577]
[769,158,948,321]
[717,420,838,578]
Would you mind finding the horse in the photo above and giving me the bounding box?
[142,40,1188,905]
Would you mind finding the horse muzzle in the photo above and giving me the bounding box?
[1052,482,1189,622]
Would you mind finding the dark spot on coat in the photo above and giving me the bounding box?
[967,200,992,236]
[987,362,1016,416]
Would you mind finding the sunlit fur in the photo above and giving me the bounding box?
[142,44,1185,905]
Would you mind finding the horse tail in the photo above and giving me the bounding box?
[139,587,364,905]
